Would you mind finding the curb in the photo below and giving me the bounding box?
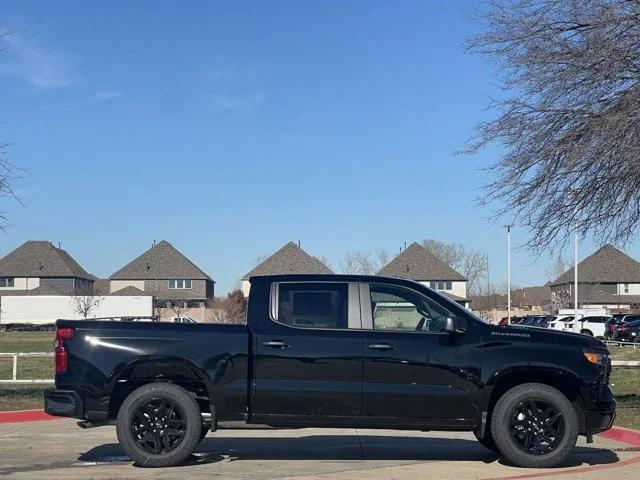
[0,409,57,424]
[599,425,640,447]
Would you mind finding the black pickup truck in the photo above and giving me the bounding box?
[45,274,615,468]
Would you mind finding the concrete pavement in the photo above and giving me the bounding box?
[0,419,638,479]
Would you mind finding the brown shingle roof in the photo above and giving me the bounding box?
[377,242,466,281]
[92,279,110,295]
[108,286,147,296]
[243,242,333,279]
[0,284,66,296]
[110,241,213,281]
[551,245,640,285]
[0,241,93,279]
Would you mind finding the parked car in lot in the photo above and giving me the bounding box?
[498,316,523,325]
[576,316,610,338]
[606,314,640,340]
[45,274,615,469]
[612,319,640,342]
[548,315,575,332]
[170,316,197,323]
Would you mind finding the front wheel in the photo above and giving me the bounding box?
[116,383,202,467]
[491,383,578,468]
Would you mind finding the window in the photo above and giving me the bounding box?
[625,284,630,293]
[430,281,452,291]
[276,283,348,329]
[168,279,192,289]
[370,284,452,333]
[0,277,14,287]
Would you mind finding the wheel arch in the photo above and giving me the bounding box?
[106,355,216,420]
[479,366,585,434]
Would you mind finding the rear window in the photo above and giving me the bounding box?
[276,283,348,329]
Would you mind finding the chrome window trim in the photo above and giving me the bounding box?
[359,283,373,330]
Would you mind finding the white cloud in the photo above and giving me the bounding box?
[95,91,123,101]
[0,31,78,88]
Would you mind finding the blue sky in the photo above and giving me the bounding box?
[0,1,624,293]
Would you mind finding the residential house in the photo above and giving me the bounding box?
[377,242,469,307]
[109,240,215,320]
[550,244,640,311]
[0,241,94,296]
[470,284,551,322]
[241,241,333,296]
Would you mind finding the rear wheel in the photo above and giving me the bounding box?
[491,383,578,468]
[581,329,593,336]
[116,383,202,467]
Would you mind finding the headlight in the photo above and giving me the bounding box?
[583,350,608,365]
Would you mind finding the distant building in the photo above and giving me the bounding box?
[550,244,640,310]
[110,240,215,319]
[471,284,551,318]
[377,242,469,307]
[241,241,333,296]
[0,241,94,296]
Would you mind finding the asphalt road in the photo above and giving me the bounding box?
[1,419,639,479]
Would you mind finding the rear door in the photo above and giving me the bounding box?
[359,282,481,428]
[251,281,363,426]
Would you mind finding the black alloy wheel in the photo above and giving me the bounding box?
[509,399,564,456]
[131,398,187,454]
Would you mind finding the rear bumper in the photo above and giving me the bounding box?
[44,389,83,418]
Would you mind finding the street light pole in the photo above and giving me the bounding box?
[574,225,579,319]
[503,224,514,324]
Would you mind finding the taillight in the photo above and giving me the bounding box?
[54,327,75,374]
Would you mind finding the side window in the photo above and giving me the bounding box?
[276,283,348,329]
[370,284,452,333]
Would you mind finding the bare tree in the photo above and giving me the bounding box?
[0,31,22,228]
[421,239,488,295]
[313,255,333,271]
[546,254,570,282]
[209,290,247,324]
[71,295,103,319]
[154,298,188,319]
[340,248,390,275]
[467,0,640,253]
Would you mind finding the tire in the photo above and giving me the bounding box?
[581,329,593,336]
[491,383,578,468]
[116,383,202,467]
[199,425,209,444]
[474,427,499,453]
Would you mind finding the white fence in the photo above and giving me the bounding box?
[0,352,54,384]
[0,351,639,384]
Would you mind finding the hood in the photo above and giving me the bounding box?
[487,323,607,352]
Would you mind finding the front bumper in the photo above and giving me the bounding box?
[44,388,83,418]
[584,385,616,434]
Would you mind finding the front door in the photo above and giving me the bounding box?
[252,281,363,426]
[359,282,481,428]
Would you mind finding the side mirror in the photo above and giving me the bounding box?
[445,316,467,334]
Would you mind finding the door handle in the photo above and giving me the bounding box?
[368,343,396,351]
[262,340,288,348]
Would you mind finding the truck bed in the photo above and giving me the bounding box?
[54,319,250,422]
